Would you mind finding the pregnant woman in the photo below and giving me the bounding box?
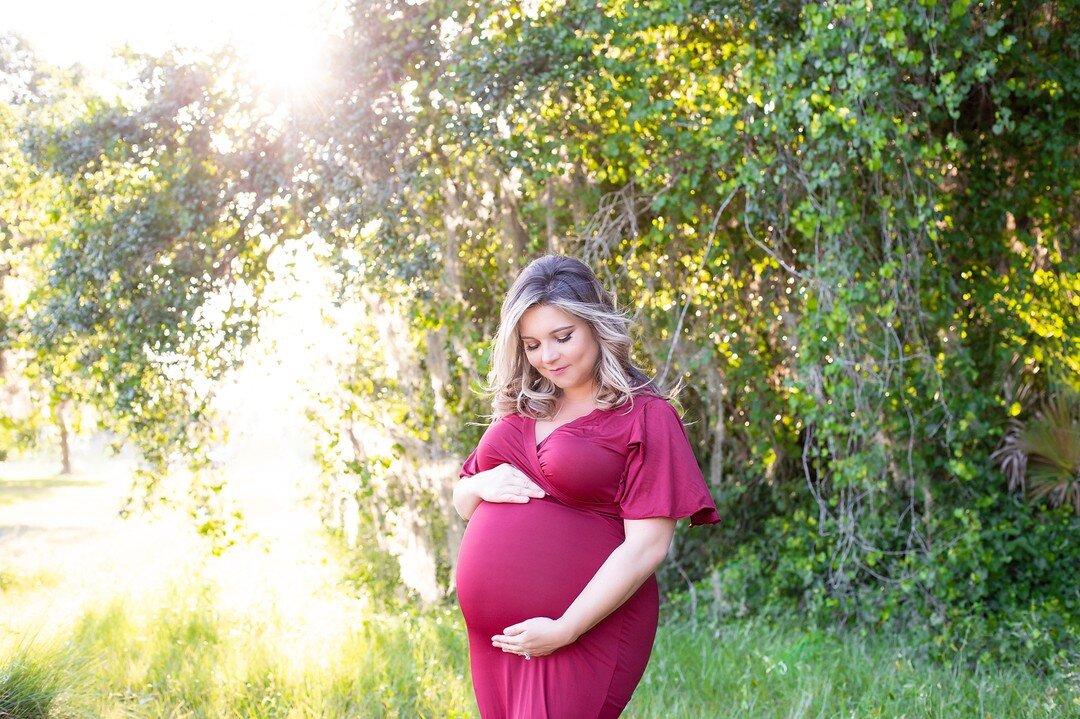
[453,254,720,717]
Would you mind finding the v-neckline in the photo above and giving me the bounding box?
[531,407,603,449]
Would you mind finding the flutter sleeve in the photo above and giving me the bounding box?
[459,446,481,479]
[617,398,721,527]
[458,415,504,479]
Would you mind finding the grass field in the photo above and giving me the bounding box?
[2,577,1077,719]
[1,459,1076,718]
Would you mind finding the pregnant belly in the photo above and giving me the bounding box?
[456,496,624,636]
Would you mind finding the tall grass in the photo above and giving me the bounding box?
[630,618,1078,718]
[0,650,64,719]
[3,580,475,718]
[1,583,1076,718]
[0,639,92,719]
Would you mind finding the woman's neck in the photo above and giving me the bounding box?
[556,387,599,413]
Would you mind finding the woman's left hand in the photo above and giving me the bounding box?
[491,617,576,659]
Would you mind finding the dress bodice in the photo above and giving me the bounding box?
[459,394,720,526]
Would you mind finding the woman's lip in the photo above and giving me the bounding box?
[549,366,568,374]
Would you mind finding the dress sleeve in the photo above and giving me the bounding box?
[617,399,721,526]
[459,446,481,479]
[458,415,504,479]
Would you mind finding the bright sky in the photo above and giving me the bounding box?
[2,0,348,95]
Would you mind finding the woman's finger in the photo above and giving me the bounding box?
[492,635,525,647]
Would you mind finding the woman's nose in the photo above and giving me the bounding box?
[542,343,561,364]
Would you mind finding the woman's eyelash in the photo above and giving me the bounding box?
[524,334,572,351]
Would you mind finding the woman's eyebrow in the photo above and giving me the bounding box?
[519,324,575,340]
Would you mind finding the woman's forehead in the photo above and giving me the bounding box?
[518,304,579,337]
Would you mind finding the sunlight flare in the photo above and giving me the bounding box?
[234,1,334,101]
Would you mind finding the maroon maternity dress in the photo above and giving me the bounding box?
[455,392,720,718]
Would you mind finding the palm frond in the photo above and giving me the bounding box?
[1016,389,1080,516]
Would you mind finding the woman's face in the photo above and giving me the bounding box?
[518,304,601,400]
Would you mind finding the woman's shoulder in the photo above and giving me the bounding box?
[601,391,676,427]
[626,391,694,430]
[490,411,529,427]
[624,390,677,414]
[469,410,526,433]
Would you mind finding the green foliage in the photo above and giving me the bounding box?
[20,50,291,482]
[681,493,1080,672]
[1,41,296,524]
[1018,386,1080,513]
[927,497,1080,669]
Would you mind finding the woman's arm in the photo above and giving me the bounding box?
[491,516,676,657]
[452,475,485,521]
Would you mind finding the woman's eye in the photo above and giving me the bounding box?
[524,335,570,351]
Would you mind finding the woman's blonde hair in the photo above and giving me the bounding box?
[481,254,673,420]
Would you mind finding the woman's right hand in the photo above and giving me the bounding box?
[453,463,545,520]
[472,463,547,504]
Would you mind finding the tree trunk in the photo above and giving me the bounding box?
[57,399,72,475]
[498,172,531,259]
[544,180,560,254]
[706,371,726,491]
